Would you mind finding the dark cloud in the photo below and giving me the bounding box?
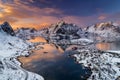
[0,0,120,29]
[17,0,120,16]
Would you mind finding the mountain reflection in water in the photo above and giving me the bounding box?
[28,36,47,43]
[96,41,120,50]
[18,37,91,80]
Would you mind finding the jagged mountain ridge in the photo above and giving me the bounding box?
[15,21,85,40]
[86,21,120,38]
[48,21,81,34]
[15,21,120,43]
[15,27,37,40]
[16,21,120,39]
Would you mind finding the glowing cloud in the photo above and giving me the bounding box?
[98,15,106,20]
[0,0,120,29]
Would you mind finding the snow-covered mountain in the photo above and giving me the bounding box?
[43,21,89,44]
[0,22,44,80]
[15,27,49,40]
[48,21,80,35]
[16,21,120,40]
[15,21,91,45]
[86,21,120,38]
[33,21,82,40]
[15,28,38,40]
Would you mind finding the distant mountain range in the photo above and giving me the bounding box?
[13,21,120,44]
[16,21,120,38]
[86,21,120,38]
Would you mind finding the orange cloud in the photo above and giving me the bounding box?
[0,0,107,30]
[0,1,63,29]
[98,15,106,20]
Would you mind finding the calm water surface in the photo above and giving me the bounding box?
[19,37,91,80]
[18,37,120,80]
[96,41,120,50]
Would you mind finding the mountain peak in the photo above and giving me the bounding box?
[57,20,65,25]
[86,21,120,38]
[95,21,114,28]
[49,21,80,34]
[1,21,15,36]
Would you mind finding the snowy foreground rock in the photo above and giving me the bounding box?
[73,46,120,80]
[0,22,44,80]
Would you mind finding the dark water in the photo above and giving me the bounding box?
[19,37,120,80]
[18,37,91,80]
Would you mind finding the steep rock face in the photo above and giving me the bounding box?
[0,22,15,36]
[86,21,120,38]
[49,21,80,35]
[46,21,84,43]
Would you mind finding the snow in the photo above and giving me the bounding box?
[73,46,120,80]
[70,38,93,45]
[106,50,120,54]
[14,21,120,80]
[0,28,44,80]
[86,22,120,38]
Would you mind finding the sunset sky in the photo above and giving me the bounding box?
[0,0,120,29]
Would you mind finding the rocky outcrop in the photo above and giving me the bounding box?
[0,22,15,36]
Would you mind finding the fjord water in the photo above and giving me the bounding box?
[18,37,91,80]
[18,37,120,80]
[96,41,120,50]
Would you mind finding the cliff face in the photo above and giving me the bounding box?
[0,22,15,36]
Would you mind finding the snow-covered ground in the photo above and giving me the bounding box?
[0,26,44,80]
[73,46,120,80]
[70,38,93,45]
